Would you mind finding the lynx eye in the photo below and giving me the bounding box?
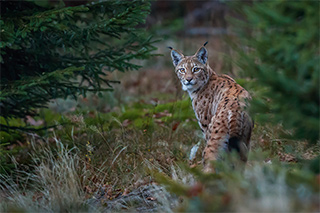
[178,68,186,74]
[193,67,201,73]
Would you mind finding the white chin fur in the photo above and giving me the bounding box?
[182,83,196,91]
[182,84,188,91]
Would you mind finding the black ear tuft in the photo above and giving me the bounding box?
[171,50,183,67]
[196,47,208,64]
[203,41,208,46]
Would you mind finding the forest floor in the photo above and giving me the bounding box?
[0,39,319,212]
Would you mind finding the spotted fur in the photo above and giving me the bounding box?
[170,44,253,172]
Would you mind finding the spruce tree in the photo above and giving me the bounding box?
[0,0,157,131]
[230,1,319,143]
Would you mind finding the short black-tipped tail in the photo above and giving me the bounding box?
[228,137,241,153]
[228,136,248,162]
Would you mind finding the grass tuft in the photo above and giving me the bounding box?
[0,139,90,212]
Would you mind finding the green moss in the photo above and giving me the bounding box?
[0,131,22,143]
[120,109,146,122]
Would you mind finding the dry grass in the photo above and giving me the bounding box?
[1,113,318,212]
[0,126,319,212]
[0,139,87,212]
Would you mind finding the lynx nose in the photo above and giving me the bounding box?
[186,76,193,82]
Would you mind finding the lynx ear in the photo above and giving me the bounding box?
[195,47,208,64]
[170,48,184,67]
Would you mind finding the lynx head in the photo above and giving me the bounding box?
[170,43,210,92]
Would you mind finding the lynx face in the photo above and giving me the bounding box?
[171,47,210,92]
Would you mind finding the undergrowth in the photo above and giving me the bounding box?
[0,93,319,212]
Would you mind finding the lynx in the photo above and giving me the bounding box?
[170,43,253,172]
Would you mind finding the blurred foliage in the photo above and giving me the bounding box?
[229,1,319,143]
[0,0,158,131]
[157,151,319,212]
